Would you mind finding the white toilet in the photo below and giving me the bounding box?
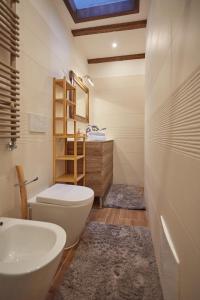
[29,184,94,249]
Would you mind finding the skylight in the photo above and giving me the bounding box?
[73,0,127,9]
[63,0,140,23]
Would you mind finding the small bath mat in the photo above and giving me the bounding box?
[103,184,146,210]
[54,222,163,300]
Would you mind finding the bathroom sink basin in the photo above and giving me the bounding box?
[0,217,66,300]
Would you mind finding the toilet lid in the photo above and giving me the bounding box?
[36,184,94,206]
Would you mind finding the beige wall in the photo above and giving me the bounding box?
[145,0,200,299]
[0,0,90,217]
[91,67,145,186]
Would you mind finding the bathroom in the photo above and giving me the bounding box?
[0,0,200,299]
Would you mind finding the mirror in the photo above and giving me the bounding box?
[69,70,89,123]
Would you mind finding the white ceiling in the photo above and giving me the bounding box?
[70,0,149,59]
[74,28,146,59]
[89,59,145,78]
[57,0,149,64]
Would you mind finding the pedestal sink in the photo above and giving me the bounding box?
[0,217,66,300]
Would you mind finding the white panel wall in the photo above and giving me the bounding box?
[0,0,90,217]
[145,1,200,299]
[91,66,145,186]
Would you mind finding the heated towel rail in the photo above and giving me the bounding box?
[0,0,20,150]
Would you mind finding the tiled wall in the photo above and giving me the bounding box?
[93,74,145,186]
[0,0,89,217]
[145,0,200,299]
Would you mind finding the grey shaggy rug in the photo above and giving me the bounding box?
[103,184,146,210]
[54,222,163,300]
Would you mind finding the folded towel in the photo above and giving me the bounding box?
[88,132,105,137]
[87,136,106,141]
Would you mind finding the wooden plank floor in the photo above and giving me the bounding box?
[46,207,148,300]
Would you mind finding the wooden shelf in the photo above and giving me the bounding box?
[55,155,84,161]
[55,133,85,139]
[55,79,75,90]
[55,174,85,183]
[55,98,76,106]
[53,77,86,185]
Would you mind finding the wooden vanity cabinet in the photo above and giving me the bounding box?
[67,140,113,207]
[85,140,113,206]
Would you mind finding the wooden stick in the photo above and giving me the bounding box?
[16,165,29,219]
[0,34,19,52]
[0,0,19,20]
[0,23,19,42]
[83,136,86,186]
[0,72,19,84]
[0,41,19,57]
[0,79,20,90]
[0,86,20,95]
[0,5,19,29]
[0,1,19,24]
[0,60,19,73]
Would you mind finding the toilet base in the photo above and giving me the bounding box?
[28,184,94,250]
[64,238,79,250]
[29,198,93,249]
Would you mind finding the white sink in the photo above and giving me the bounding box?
[0,217,66,300]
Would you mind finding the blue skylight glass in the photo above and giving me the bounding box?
[73,0,127,9]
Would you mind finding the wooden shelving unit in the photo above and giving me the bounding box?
[53,77,86,185]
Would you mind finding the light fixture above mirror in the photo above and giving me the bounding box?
[83,75,94,87]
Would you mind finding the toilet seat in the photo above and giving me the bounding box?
[36,184,94,207]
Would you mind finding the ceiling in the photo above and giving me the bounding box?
[62,0,149,66]
[74,28,146,59]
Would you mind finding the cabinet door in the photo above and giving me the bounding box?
[85,141,113,197]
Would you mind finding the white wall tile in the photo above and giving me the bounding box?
[0,0,89,217]
[145,0,200,298]
[93,75,145,186]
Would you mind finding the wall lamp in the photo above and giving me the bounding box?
[83,75,94,87]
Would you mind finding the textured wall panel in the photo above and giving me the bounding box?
[151,66,200,159]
